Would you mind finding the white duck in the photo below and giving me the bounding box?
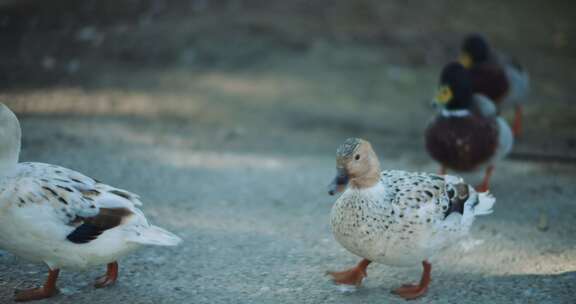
[0,103,182,302]
[327,138,495,300]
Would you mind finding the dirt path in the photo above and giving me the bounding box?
[0,1,575,303]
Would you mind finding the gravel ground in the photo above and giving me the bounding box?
[0,1,575,303]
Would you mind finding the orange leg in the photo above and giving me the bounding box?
[327,259,371,286]
[94,262,119,288]
[392,261,431,300]
[476,165,494,192]
[513,105,523,137]
[439,166,447,175]
[14,269,60,302]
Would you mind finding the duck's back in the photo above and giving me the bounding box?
[469,63,509,103]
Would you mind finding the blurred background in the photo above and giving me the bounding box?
[0,1,575,303]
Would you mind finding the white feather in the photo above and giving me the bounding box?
[474,192,496,216]
[127,225,182,246]
[493,117,514,162]
[472,94,498,117]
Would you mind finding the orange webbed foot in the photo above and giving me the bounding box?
[14,269,60,302]
[14,287,60,302]
[391,261,431,300]
[326,259,371,287]
[392,283,429,300]
[475,165,494,192]
[94,262,118,289]
[326,268,366,286]
[512,105,523,137]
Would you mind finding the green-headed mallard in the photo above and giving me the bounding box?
[425,62,513,191]
[459,33,529,136]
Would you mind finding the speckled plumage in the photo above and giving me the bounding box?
[1,162,134,220]
[327,138,495,299]
[330,170,494,266]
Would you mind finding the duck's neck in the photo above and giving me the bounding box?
[0,150,19,177]
[0,129,21,177]
[445,95,473,111]
[350,162,381,190]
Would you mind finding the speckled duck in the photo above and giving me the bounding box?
[327,137,495,300]
[0,103,182,302]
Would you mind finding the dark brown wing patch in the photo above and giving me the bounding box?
[444,183,469,218]
[425,115,499,171]
[66,208,133,244]
[470,64,509,103]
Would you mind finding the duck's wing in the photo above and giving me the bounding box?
[381,171,494,227]
[472,94,498,117]
[381,171,452,221]
[8,162,145,244]
[493,117,514,161]
[495,51,525,73]
[495,52,530,102]
[470,63,510,103]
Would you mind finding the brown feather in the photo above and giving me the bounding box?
[469,64,509,103]
[83,207,133,229]
[425,115,499,172]
[66,208,133,244]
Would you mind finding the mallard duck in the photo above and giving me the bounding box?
[326,137,495,300]
[459,33,529,136]
[425,62,513,191]
[0,103,182,302]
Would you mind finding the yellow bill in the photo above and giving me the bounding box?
[459,52,473,69]
[435,85,453,105]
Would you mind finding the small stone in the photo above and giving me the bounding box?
[538,213,549,231]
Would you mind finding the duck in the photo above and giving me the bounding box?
[425,62,514,192]
[326,137,496,300]
[0,103,182,302]
[459,33,529,136]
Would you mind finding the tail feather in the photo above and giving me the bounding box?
[128,225,182,246]
[474,192,496,216]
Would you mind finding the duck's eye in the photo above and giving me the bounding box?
[354,154,360,160]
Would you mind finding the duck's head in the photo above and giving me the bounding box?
[434,62,473,110]
[459,33,490,68]
[328,138,381,195]
[0,103,21,171]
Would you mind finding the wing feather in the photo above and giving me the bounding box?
[381,170,471,222]
[9,163,143,243]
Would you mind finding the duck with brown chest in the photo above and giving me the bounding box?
[425,62,513,192]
